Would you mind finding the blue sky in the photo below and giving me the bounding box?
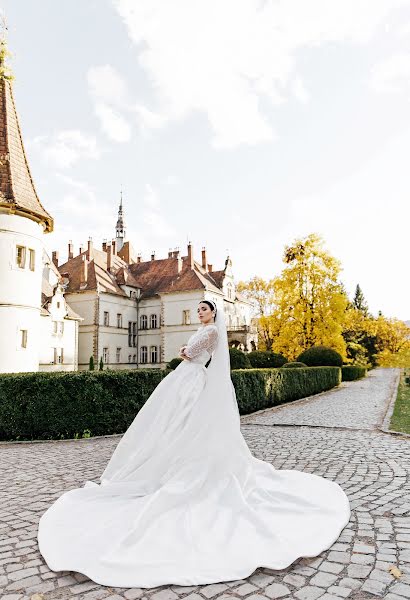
[3,0,410,319]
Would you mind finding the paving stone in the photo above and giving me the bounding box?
[326,586,352,597]
[390,582,410,598]
[361,578,388,596]
[235,583,259,596]
[293,586,325,600]
[309,572,338,587]
[282,574,306,587]
[264,583,291,598]
[151,591,180,600]
[201,584,229,598]
[318,561,344,575]
[346,564,372,578]
[249,574,275,587]
[124,589,145,600]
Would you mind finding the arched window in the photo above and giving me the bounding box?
[140,314,147,329]
[151,346,158,363]
[150,314,157,329]
[128,354,132,363]
[140,346,148,363]
[132,354,136,363]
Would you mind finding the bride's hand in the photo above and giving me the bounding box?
[179,346,190,360]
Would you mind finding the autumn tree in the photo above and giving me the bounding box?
[236,276,276,350]
[269,234,348,360]
[352,284,369,316]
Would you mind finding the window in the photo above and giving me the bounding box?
[132,354,136,363]
[140,346,148,363]
[150,314,157,329]
[20,329,27,348]
[16,245,26,268]
[53,348,63,364]
[117,313,122,328]
[151,346,158,364]
[103,347,109,363]
[140,314,147,329]
[116,347,121,363]
[128,354,132,363]
[103,311,109,326]
[57,302,60,309]
[29,249,35,271]
[59,321,64,334]
[182,309,191,325]
[227,283,233,300]
[128,321,137,347]
[53,320,58,334]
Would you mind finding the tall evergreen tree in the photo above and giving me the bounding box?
[353,284,369,316]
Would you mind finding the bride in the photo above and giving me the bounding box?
[38,299,351,588]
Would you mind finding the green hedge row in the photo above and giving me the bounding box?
[341,366,367,381]
[231,367,341,414]
[0,366,341,441]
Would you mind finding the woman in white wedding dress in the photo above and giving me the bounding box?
[38,299,351,588]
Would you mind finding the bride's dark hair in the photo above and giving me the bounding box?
[199,300,217,320]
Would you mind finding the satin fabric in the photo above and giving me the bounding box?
[37,325,351,588]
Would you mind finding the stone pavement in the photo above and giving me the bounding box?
[1,367,410,600]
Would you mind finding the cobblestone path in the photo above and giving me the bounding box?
[1,368,410,600]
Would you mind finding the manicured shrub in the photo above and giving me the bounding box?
[282,362,307,368]
[89,356,95,371]
[168,357,183,370]
[297,346,343,367]
[232,366,341,415]
[247,351,287,369]
[341,366,367,381]
[229,348,252,370]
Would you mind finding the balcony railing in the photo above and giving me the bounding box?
[227,325,257,333]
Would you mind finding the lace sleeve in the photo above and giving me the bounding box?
[184,326,218,359]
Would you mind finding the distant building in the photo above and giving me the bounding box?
[0,43,81,373]
[55,199,258,370]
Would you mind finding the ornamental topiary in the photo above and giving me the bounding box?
[229,347,252,370]
[247,351,287,369]
[297,346,343,367]
[167,357,183,370]
[282,362,307,368]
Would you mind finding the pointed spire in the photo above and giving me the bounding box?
[115,187,126,251]
[0,30,53,232]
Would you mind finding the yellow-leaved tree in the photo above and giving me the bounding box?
[269,234,348,360]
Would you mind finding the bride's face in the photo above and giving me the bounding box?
[198,302,214,325]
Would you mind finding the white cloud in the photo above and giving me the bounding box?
[134,103,168,131]
[142,184,176,237]
[291,77,310,104]
[114,0,408,148]
[370,53,410,93]
[27,130,100,169]
[87,64,128,105]
[94,103,132,142]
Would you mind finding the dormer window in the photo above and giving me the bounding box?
[227,282,233,300]
[29,249,35,271]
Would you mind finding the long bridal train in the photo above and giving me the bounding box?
[38,319,351,588]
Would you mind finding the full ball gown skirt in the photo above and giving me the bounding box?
[38,327,351,588]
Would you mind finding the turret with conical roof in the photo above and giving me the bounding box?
[0,34,54,373]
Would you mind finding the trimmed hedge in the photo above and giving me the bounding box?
[282,362,307,368]
[247,351,287,368]
[168,357,183,370]
[0,366,341,441]
[297,346,343,367]
[229,348,252,369]
[231,367,341,414]
[341,366,367,381]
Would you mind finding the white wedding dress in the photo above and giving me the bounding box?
[38,312,351,589]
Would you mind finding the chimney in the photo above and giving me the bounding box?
[52,251,59,267]
[87,237,93,260]
[173,248,180,258]
[137,253,142,264]
[68,240,74,260]
[107,244,112,270]
[112,240,117,256]
[151,250,155,261]
[187,241,194,269]
[80,255,88,284]
[168,248,173,258]
[79,244,84,256]
[177,255,183,273]
[207,263,213,272]
[102,239,107,252]
[201,247,207,271]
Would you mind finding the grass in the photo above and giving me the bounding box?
[389,369,410,434]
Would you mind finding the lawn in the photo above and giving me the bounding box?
[389,369,410,435]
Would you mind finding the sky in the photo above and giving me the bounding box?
[2,0,410,320]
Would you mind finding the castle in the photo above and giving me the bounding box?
[0,42,257,374]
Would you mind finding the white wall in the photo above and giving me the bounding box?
[0,213,44,373]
